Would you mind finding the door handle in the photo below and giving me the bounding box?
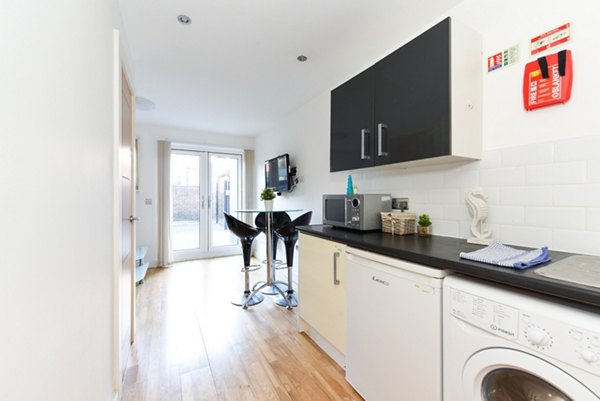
[377,123,388,156]
[333,251,341,285]
[201,196,205,208]
[361,129,371,160]
[207,196,211,209]
[129,216,139,223]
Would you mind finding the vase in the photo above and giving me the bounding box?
[418,225,431,237]
[264,200,273,211]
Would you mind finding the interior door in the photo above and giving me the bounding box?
[120,69,135,378]
[171,150,241,260]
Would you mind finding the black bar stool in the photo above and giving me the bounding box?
[223,212,264,307]
[255,212,291,294]
[273,211,312,308]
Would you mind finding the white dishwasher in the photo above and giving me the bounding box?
[345,247,448,401]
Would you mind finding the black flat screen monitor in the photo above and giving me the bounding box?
[264,154,291,193]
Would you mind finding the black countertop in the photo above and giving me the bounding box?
[298,225,600,309]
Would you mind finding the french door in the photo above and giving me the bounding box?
[171,149,242,260]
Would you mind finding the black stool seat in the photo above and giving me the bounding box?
[254,212,290,263]
[223,212,264,307]
[274,211,312,308]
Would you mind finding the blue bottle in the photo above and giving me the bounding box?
[346,175,353,195]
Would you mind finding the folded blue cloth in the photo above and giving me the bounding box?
[459,242,550,270]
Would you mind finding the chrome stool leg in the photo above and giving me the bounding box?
[274,263,297,308]
[232,263,264,307]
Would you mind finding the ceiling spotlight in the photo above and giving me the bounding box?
[177,15,192,25]
[135,96,156,111]
[297,55,308,62]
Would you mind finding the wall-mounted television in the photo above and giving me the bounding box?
[264,153,292,193]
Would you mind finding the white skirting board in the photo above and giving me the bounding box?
[297,317,346,369]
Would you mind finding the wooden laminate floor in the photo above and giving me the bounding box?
[122,256,363,401]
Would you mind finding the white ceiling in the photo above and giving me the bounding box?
[118,0,462,136]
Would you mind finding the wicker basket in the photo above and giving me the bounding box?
[381,212,416,235]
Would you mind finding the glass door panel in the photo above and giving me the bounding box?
[170,149,242,260]
[209,153,241,248]
[171,152,201,251]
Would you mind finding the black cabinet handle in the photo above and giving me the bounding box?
[377,123,389,156]
[361,129,371,160]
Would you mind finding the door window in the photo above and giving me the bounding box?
[170,149,242,259]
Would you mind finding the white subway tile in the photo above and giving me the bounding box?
[461,222,500,242]
[404,189,429,203]
[554,184,600,207]
[480,167,525,187]
[410,171,443,189]
[554,135,600,162]
[499,225,553,248]
[411,204,443,220]
[443,204,471,221]
[486,206,525,225]
[526,162,586,185]
[442,167,479,188]
[428,188,460,204]
[474,149,502,170]
[500,186,553,206]
[553,229,600,256]
[588,160,600,183]
[501,142,553,166]
[588,208,600,231]
[525,207,586,230]
[474,186,500,205]
[431,220,459,238]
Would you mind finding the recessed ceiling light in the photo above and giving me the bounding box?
[297,55,308,62]
[135,96,156,111]
[177,15,192,25]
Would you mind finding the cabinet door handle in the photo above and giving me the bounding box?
[377,123,389,157]
[361,129,371,160]
[333,251,341,285]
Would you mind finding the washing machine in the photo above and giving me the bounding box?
[443,275,600,401]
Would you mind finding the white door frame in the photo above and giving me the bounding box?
[171,146,243,261]
[112,29,136,398]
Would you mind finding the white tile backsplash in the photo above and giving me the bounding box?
[486,206,525,225]
[525,207,586,230]
[526,162,586,185]
[553,230,600,255]
[588,208,600,232]
[480,166,526,187]
[501,142,554,166]
[588,160,600,183]
[554,184,600,207]
[554,136,600,162]
[500,186,553,206]
[498,225,553,248]
[361,135,600,255]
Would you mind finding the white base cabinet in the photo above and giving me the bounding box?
[345,247,447,401]
[297,233,346,360]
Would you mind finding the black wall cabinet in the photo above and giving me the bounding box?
[330,17,481,173]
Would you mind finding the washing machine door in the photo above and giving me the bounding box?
[463,348,600,401]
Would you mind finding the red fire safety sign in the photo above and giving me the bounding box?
[523,49,572,111]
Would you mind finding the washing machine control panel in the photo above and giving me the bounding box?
[449,287,600,377]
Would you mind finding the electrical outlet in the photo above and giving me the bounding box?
[392,197,409,211]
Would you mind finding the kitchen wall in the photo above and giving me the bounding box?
[135,124,255,266]
[0,1,122,400]
[254,0,600,256]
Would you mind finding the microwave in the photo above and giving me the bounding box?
[322,194,392,231]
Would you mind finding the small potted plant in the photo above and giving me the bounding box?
[260,188,276,211]
[417,214,432,237]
